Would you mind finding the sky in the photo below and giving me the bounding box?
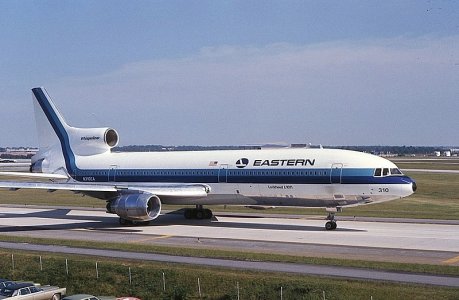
[1,1,458,147]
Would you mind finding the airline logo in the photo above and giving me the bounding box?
[81,136,100,141]
[236,158,315,168]
[236,158,249,168]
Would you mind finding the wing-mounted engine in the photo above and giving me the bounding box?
[69,127,119,156]
[106,193,162,222]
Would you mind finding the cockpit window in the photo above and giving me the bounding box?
[375,167,403,177]
[390,168,403,175]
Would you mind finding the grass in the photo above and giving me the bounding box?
[0,250,458,300]
[397,163,459,171]
[1,234,458,277]
[392,157,459,170]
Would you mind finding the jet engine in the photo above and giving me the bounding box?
[69,127,119,156]
[107,193,161,222]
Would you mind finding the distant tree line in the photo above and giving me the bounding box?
[332,145,441,155]
[0,145,453,158]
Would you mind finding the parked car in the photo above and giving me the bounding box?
[0,283,66,300]
[0,282,36,293]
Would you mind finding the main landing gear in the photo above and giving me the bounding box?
[119,218,150,226]
[325,207,342,230]
[184,205,213,220]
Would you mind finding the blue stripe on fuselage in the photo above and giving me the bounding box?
[75,167,412,185]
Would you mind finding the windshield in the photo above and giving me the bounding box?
[390,168,403,175]
[0,289,14,297]
[374,168,404,177]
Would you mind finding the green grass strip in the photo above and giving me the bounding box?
[0,234,458,277]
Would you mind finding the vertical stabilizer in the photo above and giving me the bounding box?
[32,87,70,152]
[31,87,70,174]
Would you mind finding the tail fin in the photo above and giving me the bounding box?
[31,87,119,175]
[32,87,70,152]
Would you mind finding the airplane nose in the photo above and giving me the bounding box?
[412,181,417,192]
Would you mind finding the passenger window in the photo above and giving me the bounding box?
[383,168,389,176]
[20,288,30,295]
[374,168,382,177]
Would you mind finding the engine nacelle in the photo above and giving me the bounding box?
[69,127,119,156]
[107,193,161,222]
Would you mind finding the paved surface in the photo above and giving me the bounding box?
[402,168,459,174]
[0,206,458,267]
[0,241,458,288]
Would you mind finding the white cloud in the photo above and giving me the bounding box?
[51,36,459,146]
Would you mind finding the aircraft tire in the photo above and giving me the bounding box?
[195,210,204,220]
[325,221,335,231]
[204,209,213,219]
[184,209,193,219]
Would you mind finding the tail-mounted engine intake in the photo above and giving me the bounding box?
[106,193,161,222]
[69,127,119,156]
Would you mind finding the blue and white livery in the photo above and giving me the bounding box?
[0,87,416,230]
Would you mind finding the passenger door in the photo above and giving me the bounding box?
[218,164,228,183]
[330,163,343,184]
[108,165,118,182]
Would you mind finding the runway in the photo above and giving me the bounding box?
[0,206,458,267]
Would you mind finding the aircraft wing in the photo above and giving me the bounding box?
[0,180,209,197]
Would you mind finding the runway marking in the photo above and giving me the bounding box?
[442,255,459,264]
[129,235,173,244]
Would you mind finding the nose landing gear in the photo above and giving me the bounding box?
[325,207,341,230]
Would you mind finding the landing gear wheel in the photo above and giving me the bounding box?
[184,209,193,219]
[195,210,204,220]
[133,220,150,226]
[325,209,339,230]
[204,208,213,219]
[325,221,336,231]
[119,218,129,225]
[183,207,213,220]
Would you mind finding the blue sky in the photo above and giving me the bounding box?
[1,1,458,146]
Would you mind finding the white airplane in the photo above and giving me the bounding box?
[0,87,416,230]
